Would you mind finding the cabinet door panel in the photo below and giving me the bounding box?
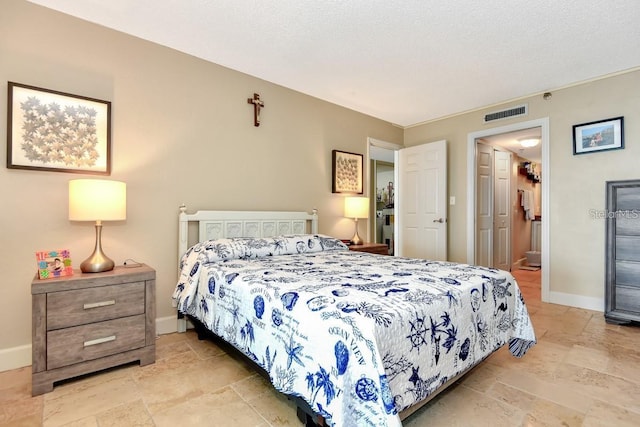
[615,188,640,211]
[615,286,640,312]
[616,216,640,236]
[47,282,145,330]
[616,236,640,262]
[47,315,145,370]
[615,261,640,289]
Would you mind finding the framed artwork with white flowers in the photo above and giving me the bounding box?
[7,82,111,175]
[332,150,363,194]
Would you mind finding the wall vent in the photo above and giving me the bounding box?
[483,104,528,123]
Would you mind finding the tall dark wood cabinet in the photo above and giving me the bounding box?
[605,179,640,324]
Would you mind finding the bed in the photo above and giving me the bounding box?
[172,207,536,426]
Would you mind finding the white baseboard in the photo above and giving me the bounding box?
[0,344,31,372]
[1,316,184,373]
[549,291,604,312]
[156,315,179,335]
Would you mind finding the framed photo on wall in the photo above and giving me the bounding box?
[332,150,363,194]
[7,82,111,175]
[573,116,624,155]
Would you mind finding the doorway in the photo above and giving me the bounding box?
[467,118,550,302]
[371,159,395,253]
[368,138,401,251]
[368,137,449,260]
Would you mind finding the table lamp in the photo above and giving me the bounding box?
[344,196,369,245]
[69,179,126,273]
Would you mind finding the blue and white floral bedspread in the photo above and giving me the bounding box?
[172,235,536,427]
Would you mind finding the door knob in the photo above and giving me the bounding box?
[433,218,445,223]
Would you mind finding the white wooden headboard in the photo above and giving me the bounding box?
[178,205,319,262]
[176,206,319,332]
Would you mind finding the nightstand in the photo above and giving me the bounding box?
[348,242,389,255]
[31,264,156,396]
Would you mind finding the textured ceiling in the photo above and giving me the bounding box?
[27,0,640,127]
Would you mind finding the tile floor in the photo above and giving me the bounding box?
[2,269,640,426]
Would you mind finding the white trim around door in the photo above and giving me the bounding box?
[466,118,550,303]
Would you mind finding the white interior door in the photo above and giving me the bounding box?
[397,140,447,260]
[476,142,493,267]
[493,150,511,270]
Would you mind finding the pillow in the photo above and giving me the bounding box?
[180,234,348,267]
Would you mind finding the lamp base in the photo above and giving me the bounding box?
[350,234,364,245]
[350,218,364,245]
[80,223,116,273]
[80,253,115,273]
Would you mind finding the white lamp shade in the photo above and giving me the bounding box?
[344,197,369,219]
[69,179,127,221]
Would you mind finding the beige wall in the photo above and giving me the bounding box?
[0,0,402,364]
[405,69,640,304]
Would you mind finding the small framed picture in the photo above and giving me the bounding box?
[36,250,73,279]
[332,150,363,194]
[573,116,624,155]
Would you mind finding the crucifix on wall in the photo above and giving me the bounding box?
[247,93,264,126]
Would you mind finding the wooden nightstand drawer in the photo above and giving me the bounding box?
[47,281,145,330]
[47,314,146,370]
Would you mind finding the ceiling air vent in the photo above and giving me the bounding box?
[483,104,528,123]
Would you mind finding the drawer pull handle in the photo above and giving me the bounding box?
[83,300,116,310]
[84,335,116,347]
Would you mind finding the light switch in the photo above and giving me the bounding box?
[449,196,456,205]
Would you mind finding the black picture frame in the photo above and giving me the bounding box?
[572,116,624,155]
[7,82,111,175]
[332,150,363,194]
